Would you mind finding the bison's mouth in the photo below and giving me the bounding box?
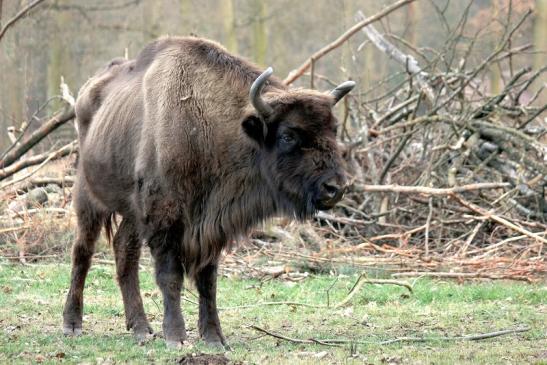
[277,180,345,219]
[314,199,337,211]
[313,192,344,211]
[312,180,345,211]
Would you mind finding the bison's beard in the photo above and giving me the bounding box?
[276,189,317,221]
[263,170,318,221]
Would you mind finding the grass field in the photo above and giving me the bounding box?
[0,260,545,364]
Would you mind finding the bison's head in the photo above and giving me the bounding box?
[242,67,354,219]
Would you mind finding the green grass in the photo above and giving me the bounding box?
[0,261,545,364]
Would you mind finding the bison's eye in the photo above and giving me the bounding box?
[278,132,298,151]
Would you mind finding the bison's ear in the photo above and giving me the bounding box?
[242,115,267,146]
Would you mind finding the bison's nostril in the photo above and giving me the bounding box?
[315,180,345,210]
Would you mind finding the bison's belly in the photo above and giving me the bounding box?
[79,122,141,215]
[78,79,145,214]
[81,152,135,214]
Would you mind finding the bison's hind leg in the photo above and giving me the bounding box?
[113,217,153,344]
[63,182,105,336]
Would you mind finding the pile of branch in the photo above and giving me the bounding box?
[226,3,546,282]
[0,105,76,184]
[0,97,76,260]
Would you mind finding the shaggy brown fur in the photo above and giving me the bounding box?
[63,36,351,348]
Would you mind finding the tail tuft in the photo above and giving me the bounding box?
[103,213,117,244]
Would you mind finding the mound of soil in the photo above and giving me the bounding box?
[178,353,237,365]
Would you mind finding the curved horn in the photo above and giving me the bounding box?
[330,80,356,105]
[250,67,274,117]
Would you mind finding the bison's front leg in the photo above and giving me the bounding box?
[196,263,227,348]
[149,227,187,347]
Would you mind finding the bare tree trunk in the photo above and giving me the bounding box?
[222,0,237,53]
[489,1,502,95]
[534,0,547,105]
[534,0,547,71]
[47,0,74,116]
[252,0,267,65]
[341,0,354,82]
[47,33,63,109]
[143,0,160,41]
[179,0,195,35]
[406,1,418,46]
[6,0,24,130]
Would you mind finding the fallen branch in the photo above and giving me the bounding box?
[248,325,342,347]
[221,301,323,310]
[1,254,62,260]
[0,225,31,234]
[316,211,370,226]
[0,141,77,190]
[9,175,75,194]
[374,326,531,345]
[181,296,326,310]
[181,274,412,310]
[0,107,75,168]
[2,208,72,221]
[284,0,415,85]
[374,115,452,134]
[336,274,412,308]
[392,271,533,282]
[0,142,78,181]
[451,194,547,245]
[249,325,530,346]
[353,182,510,196]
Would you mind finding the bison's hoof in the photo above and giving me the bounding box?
[131,321,154,344]
[63,324,82,336]
[134,329,155,345]
[164,328,187,349]
[204,339,229,351]
[201,332,229,351]
[165,339,184,349]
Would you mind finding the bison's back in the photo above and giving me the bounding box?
[74,36,278,215]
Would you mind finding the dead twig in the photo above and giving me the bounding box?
[335,273,413,308]
[355,10,436,104]
[392,271,533,282]
[8,176,75,194]
[0,107,75,169]
[451,194,547,245]
[181,296,325,310]
[0,142,78,181]
[353,182,510,195]
[181,274,412,310]
[0,141,77,190]
[0,225,31,234]
[0,0,46,42]
[249,325,530,346]
[248,325,342,347]
[284,0,415,85]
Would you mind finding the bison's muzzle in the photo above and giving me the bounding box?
[314,176,348,210]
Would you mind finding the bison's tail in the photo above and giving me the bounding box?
[103,213,117,245]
